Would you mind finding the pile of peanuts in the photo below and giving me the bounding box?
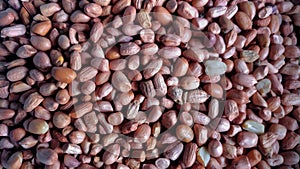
[0,0,300,168]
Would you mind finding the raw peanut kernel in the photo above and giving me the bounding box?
[51,67,77,83]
